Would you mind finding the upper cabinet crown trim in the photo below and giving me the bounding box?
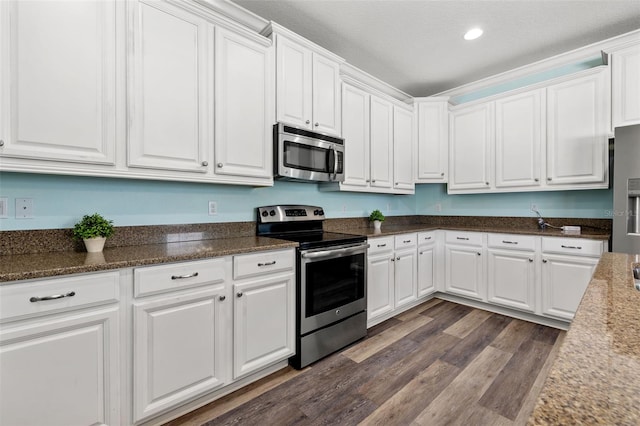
[341,62,413,104]
[264,21,344,63]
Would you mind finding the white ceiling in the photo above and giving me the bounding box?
[232,0,640,97]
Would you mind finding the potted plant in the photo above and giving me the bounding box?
[369,209,385,231]
[73,213,115,253]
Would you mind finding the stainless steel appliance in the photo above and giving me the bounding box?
[613,124,640,254]
[256,205,367,368]
[274,123,345,182]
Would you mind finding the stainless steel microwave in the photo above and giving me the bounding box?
[274,123,345,182]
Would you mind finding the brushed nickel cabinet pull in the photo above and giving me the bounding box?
[171,272,199,280]
[30,291,76,303]
[456,237,469,240]
[561,245,582,250]
[377,244,387,247]
[502,240,518,244]
[219,295,226,301]
[237,291,243,297]
[258,261,277,267]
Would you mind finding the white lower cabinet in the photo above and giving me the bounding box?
[417,231,439,297]
[0,272,120,426]
[444,231,486,301]
[232,249,295,380]
[367,237,395,322]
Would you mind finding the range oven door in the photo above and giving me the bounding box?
[299,242,367,335]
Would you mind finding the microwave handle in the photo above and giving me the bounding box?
[332,148,339,179]
[327,148,335,174]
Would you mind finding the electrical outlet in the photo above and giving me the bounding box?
[208,201,217,216]
[386,203,391,212]
[435,203,442,212]
[16,198,33,219]
[0,197,8,218]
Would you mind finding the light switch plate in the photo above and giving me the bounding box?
[15,198,33,219]
[208,201,217,216]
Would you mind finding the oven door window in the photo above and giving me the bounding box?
[284,141,329,172]
[304,253,365,317]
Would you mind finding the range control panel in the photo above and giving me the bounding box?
[257,205,325,223]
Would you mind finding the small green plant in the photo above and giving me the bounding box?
[369,209,385,222]
[73,213,115,240]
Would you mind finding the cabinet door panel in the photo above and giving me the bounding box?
[418,243,436,297]
[445,245,484,300]
[367,252,394,321]
[312,54,341,136]
[0,0,115,164]
[487,249,536,312]
[233,273,295,379]
[416,100,448,181]
[341,84,370,186]
[0,307,119,426]
[215,28,272,178]
[612,45,640,127]
[541,255,597,320]
[449,103,493,190]
[495,90,543,188]
[276,36,312,129]
[546,69,608,185]
[370,97,393,189]
[133,287,227,422]
[128,0,208,173]
[393,107,414,190]
[395,250,417,308]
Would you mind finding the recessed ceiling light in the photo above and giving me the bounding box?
[464,28,483,41]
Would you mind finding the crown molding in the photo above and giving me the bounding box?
[341,62,412,104]
[264,22,345,63]
[192,0,268,33]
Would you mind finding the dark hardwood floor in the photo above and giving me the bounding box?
[165,298,564,426]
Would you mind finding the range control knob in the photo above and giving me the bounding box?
[313,209,320,215]
[269,210,276,216]
[261,210,268,217]
[319,209,324,216]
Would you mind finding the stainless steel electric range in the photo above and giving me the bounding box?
[256,205,368,369]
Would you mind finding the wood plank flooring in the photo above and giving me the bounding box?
[165,299,565,426]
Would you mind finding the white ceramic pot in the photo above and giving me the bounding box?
[373,220,382,231]
[83,237,106,253]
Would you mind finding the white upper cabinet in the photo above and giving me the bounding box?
[449,103,493,191]
[274,27,342,136]
[546,67,609,185]
[128,0,210,173]
[414,98,449,182]
[370,96,394,189]
[494,89,544,188]
[341,84,370,187]
[214,27,273,180]
[393,106,415,190]
[611,43,640,127]
[0,0,117,165]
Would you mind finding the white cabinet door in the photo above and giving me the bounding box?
[276,35,312,130]
[128,0,209,173]
[0,0,116,165]
[611,44,640,127]
[487,249,536,312]
[312,53,341,136]
[370,96,394,189]
[445,244,484,300]
[546,68,609,185]
[233,273,295,380]
[541,254,598,320]
[394,249,418,308]
[341,84,370,187]
[393,107,415,190]
[367,251,394,322]
[415,99,449,182]
[449,103,493,191]
[418,241,437,298]
[495,89,544,188]
[0,307,119,426]
[214,27,272,179]
[133,287,228,422]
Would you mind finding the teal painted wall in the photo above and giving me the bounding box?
[0,172,612,231]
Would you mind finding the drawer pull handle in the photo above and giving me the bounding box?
[30,291,76,303]
[502,240,518,244]
[561,245,582,250]
[424,236,432,240]
[403,240,411,243]
[377,244,387,247]
[456,237,469,240]
[258,261,277,267]
[171,272,199,280]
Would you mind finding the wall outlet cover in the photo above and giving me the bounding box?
[208,201,217,216]
[16,198,34,219]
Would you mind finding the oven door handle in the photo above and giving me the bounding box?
[301,245,366,260]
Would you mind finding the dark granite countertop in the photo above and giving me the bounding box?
[0,237,298,283]
[528,252,640,425]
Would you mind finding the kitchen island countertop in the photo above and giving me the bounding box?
[528,252,640,425]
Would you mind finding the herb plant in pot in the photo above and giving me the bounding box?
[369,209,385,231]
[73,213,115,253]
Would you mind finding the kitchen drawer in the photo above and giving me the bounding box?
[233,249,294,280]
[445,231,483,246]
[487,233,536,251]
[0,271,119,322]
[134,258,228,298]
[542,237,604,257]
[368,236,394,254]
[395,233,417,250]
[418,231,437,246]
